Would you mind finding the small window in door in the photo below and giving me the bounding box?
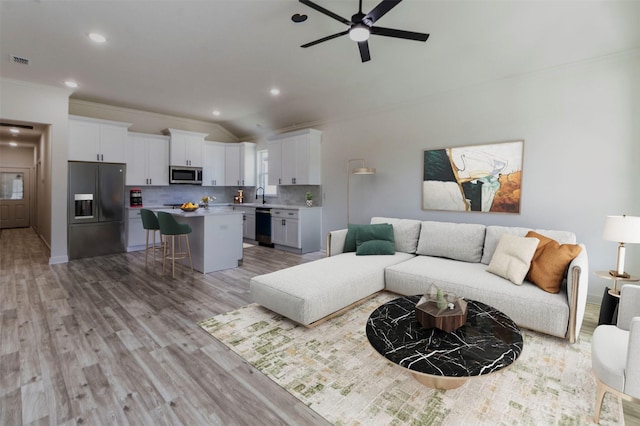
[0,172,24,200]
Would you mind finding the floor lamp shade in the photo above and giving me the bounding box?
[346,159,376,224]
[602,215,640,277]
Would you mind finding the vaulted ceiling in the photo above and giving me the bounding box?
[2,1,639,140]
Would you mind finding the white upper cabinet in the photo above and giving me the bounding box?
[267,129,321,185]
[163,128,208,167]
[225,142,256,186]
[68,115,131,163]
[126,132,170,186]
[202,141,226,186]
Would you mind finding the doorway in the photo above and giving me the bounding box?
[0,167,30,228]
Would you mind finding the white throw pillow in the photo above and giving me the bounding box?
[486,234,539,285]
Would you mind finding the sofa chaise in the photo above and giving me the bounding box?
[250,217,589,343]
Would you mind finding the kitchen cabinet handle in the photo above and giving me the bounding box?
[278,178,281,184]
[288,212,294,215]
[149,178,152,185]
[101,154,104,161]
[97,154,100,161]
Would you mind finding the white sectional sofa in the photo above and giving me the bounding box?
[250,217,589,343]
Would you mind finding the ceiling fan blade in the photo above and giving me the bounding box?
[299,0,351,25]
[363,0,402,25]
[301,30,349,48]
[358,41,371,62]
[370,26,429,42]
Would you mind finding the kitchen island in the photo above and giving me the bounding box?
[153,207,243,274]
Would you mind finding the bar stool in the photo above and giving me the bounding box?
[140,209,163,268]
[157,211,193,278]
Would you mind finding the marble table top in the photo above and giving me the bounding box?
[366,295,523,378]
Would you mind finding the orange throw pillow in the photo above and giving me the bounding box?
[525,231,582,293]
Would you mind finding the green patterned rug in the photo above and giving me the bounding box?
[198,292,623,425]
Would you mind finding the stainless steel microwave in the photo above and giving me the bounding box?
[169,166,203,184]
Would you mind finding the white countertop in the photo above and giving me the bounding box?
[152,208,241,217]
[127,203,320,211]
[231,203,320,210]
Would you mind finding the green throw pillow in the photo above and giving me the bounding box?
[345,223,395,253]
[344,223,371,252]
[356,239,396,255]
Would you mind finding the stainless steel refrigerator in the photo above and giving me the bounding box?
[68,161,126,260]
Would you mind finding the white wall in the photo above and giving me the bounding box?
[0,146,34,167]
[0,79,71,263]
[310,51,640,303]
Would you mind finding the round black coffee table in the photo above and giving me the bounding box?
[366,295,523,389]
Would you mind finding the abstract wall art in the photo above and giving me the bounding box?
[422,140,524,213]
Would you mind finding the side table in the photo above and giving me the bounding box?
[595,270,639,325]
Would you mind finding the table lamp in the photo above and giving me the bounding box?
[602,214,640,278]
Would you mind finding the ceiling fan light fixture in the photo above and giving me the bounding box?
[349,24,370,42]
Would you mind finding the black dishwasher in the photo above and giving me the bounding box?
[255,207,274,247]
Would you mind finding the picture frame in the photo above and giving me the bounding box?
[422,140,524,213]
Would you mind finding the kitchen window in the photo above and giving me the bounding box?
[257,149,277,196]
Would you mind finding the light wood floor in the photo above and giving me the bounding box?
[1,227,638,425]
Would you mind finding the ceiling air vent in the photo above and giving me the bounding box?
[10,55,30,66]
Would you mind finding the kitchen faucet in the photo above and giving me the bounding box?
[256,187,266,204]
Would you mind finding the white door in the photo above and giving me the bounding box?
[0,168,30,228]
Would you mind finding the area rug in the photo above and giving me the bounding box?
[198,292,624,425]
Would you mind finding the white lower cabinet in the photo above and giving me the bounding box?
[126,209,146,251]
[234,206,256,240]
[271,208,321,254]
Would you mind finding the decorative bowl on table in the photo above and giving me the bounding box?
[180,203,199,212]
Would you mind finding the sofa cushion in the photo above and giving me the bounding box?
[416,221,486,263]
[250,251,415,325]
[384,255,570,338]
[481,225,577,265]
[370,217,422,254]
[525,231,582,294]
[486,234,539,285]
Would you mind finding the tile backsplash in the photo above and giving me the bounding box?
[127,185,321,207]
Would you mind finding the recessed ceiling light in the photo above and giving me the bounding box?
[212,110,221,117]
[89,32,107,43]
[65,80,78,88]
[9,128,20,134]
[9,142,18,147]
[270,88,281,96]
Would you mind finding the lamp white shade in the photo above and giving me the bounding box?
[352,167,376,175]
[602,215,640,243]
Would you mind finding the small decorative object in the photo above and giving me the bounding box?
[415,285,468,333]
[305,191,313,207]
[436,288,447,310]
[201,195,216,210]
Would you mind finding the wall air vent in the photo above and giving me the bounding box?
[10,55,30,65]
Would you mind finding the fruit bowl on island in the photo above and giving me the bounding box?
[180,202,199,212]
